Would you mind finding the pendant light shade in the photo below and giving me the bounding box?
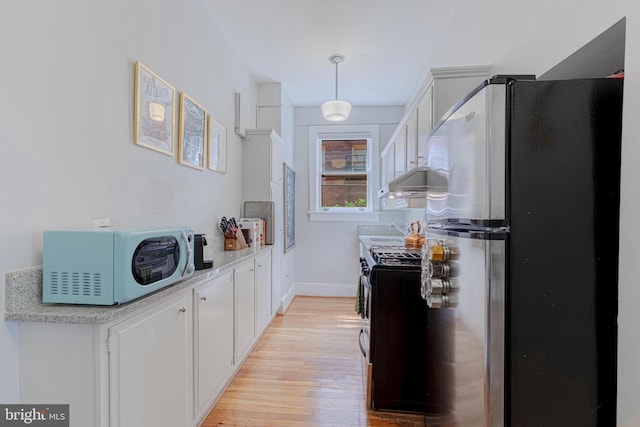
[321,99,352,122]
[322,54,351,122]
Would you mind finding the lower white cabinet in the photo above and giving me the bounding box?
[193,271,234,418]
[108,293,191,427]
[234,260,255,362]
[254,251,272,336]
[17,249,273,427]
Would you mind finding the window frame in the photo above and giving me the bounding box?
[308,124,381,222]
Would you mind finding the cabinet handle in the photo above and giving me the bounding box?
[257,264,262,268]
[200,296,207,302]
[178,307,187,313]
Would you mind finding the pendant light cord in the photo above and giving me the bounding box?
[335,60,339,100]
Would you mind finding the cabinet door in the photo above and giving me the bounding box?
[406,110,419,170]
[382,149,395,184]
[270,183,283,315]
[109,293,190,427]
[270,132,283,185]
[234,261,255,361]
[393,127,407,178]
[417,84,434,166]
[254,252,272,335]
[194,272,234,415]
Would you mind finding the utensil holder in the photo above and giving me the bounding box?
[225,239,239,251]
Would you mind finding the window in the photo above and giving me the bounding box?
[308,124,381,222]
[320,139,369,209]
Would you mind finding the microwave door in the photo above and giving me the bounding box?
[425,83,506,226]
[423,228,506,427]
[181,229,195,277]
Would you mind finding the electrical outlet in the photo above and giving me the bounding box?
[91,217,112,228]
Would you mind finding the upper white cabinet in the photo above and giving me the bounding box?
[393,125,407,178]
[383,65,491,178]
[243,129,283,189]
[405,110,419,170]
[416,66,491,166]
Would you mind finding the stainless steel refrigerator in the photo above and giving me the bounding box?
[420,76,623,426]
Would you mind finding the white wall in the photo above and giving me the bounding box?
[293,106,404,295]
[0,0,258,403]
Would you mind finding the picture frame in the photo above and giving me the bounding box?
[207,115,227,173]
[284,163,295,252]
[133,61,176,155]
[178,92,207,170]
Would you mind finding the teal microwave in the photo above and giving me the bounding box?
[43,228,195,305]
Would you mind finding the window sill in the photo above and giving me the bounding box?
[308,211,382,222]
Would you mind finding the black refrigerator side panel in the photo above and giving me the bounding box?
[506,79,622,427]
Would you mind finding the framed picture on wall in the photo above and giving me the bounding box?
[133,61,176,155]
[284,163,295,252]
[178,92,207,170]
[207,115,227,173]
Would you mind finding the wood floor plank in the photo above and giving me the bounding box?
[200,296,429,426]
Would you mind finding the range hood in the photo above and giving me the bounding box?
[378,167,448,198]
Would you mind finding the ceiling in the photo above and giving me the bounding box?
[200,0,462,107]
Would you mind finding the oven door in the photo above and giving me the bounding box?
[358,270,373,409]
[358,273,371,361]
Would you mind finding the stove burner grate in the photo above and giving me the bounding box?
[370,246,423,267]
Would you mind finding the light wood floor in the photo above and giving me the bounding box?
[200,296,429,426]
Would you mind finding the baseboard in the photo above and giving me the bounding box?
[294,282,358,297]
[279,287,295,314]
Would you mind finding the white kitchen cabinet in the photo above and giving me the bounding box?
[16,249,274,427]
[193,271,234,419]
[416,66,491,166]
[381,147,394,185]
[234,260,255,362]
[254,251,272,336]
[416,83,434,165]
[243,129,283,189]
[393,125,407,178]
[19,291,192,427]
[242,128,283,316]
[381,66,491,176]
[108,293,191,427]
[406,109,419,169]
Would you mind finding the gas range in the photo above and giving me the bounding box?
[369,245,423,268]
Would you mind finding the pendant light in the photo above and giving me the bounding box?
[321,54,352,122]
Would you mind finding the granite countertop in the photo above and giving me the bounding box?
[4,245,272,325]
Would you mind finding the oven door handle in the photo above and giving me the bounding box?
[358,327,368,358]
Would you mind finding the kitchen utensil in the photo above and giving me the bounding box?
[404,222,421,248]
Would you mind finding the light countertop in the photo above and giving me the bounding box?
[4,245,272,325]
